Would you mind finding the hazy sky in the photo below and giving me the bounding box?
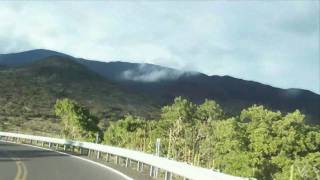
[0,1,319,93]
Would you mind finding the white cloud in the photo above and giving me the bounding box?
[121,64,186,82]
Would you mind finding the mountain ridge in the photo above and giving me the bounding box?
[2,49,318,95]
[0,49,319,124]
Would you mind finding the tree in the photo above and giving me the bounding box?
[161,96,196,125]
[159,97,225,164]
[196,99,224,122]
[55,98,99,141]
[238,106,320,179]
[104,115,149,151]
[159,97,196,160]
[240,105,283,178]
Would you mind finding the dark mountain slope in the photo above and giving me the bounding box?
[77,59,320,124]
[0,56,159,124]
[113,72,319,123]
[0,49,70,66]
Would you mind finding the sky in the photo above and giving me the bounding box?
[0,1,319,93]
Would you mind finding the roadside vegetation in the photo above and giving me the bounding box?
[103,97,320,179]
[1,97,319,179]
[55,98,99,141]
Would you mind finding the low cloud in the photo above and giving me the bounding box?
[121,64,190,82]
[283,89,305,98]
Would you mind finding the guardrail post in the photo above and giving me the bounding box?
[97,151,100,159]
[137,161,140,171]
[125,158,129,167]
[165,171,172,180]
[115,155,119,164]
[106,153,110,162]
[155,167,159,178]
[150,166,154,177]
[79,147,83,154]
[49,142,52,148]
[63,145,67,151]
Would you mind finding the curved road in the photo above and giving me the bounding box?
[0,141,130,180]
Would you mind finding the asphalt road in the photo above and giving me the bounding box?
[0,141,130,180]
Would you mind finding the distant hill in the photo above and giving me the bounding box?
[1,49,319,124]
[0,56,159,126]
[0,49,70,66]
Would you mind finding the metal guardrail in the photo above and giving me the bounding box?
[0,131,247,180]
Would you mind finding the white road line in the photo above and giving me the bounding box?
[0,140,134,180]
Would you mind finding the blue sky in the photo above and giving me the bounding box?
[0,1,319,93]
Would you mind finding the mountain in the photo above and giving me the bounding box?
[77,59,320,124]
[1,49,319,124]
[0,55,159,134]
[0,49,70,66]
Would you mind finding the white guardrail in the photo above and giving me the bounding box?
[0,131,247,180]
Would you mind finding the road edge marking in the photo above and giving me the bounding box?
[0,140,134,180]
